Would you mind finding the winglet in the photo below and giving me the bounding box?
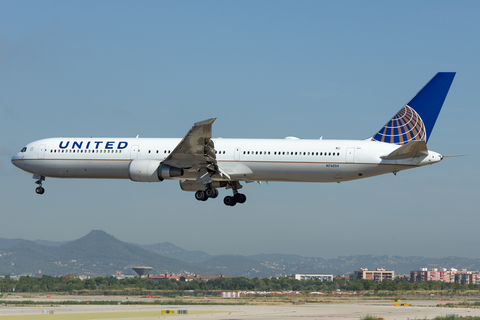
[372,72,455,145]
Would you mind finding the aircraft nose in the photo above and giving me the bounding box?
[11,153,21,167]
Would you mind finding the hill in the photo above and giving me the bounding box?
[138,242,212,263]
[2,231,480,277]
[0,230,201,276]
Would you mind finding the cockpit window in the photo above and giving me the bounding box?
[20,147,27,153]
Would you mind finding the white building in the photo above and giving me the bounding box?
[293,274,333,281]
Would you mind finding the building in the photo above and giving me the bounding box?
[180,274,226,282]
[146,274,180,282]
[410,268,455,283]
[292,274,333,281]
[455,272,480,285]
[349,268,394,282]
[146,274,226,282]
[410,268,480,284]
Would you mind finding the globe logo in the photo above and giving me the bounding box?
[372,105,426,145]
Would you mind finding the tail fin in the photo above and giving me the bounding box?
[371,72,455,145]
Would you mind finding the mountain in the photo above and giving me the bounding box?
[138,242,212,263]
[2,231,480,277]
[246,254,480,275]
[198,255,271,278]
[34,240,68,246]
[0,230,201,276]
[0,238,24,249]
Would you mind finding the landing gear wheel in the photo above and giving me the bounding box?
[224,196,236,206]
[195,190,208,201]
[212,188,219,198]
[234,193,246,204]
[205,188,218,198]
[35,187,45,195]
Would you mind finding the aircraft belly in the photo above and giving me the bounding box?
[242,162,340,182]
[16,159,130,179]
[235,161,401,183]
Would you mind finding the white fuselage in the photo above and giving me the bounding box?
[11,137,442,183]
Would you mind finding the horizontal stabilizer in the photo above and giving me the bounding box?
[381,140,428,160]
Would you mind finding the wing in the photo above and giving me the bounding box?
[162,118,230,183]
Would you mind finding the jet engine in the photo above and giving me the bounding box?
[128,160,183,182]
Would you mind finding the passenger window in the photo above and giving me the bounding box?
[283,152,285,155]
[329,152,331,156]
[243,151,246,154]
[337,152,340,156]
[148,150,151,153]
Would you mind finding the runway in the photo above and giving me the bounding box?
[0,299,478,320]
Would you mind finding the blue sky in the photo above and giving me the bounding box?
[1,1,479,260]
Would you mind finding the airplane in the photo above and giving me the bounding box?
[11,72,455,206]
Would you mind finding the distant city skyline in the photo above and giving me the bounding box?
[1,1,479,259]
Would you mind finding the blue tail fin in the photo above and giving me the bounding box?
[371,72,455,145]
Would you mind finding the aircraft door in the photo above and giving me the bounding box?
[346,147,355,163]
[234,147,241,160]
[131,145,139,159]
[38,145,46,159]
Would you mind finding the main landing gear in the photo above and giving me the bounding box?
[195,187,219,201]
[34,175,45,195]
[193,182,247,206]
[223,192,246,207]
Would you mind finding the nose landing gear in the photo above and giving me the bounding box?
[34,175,45,195]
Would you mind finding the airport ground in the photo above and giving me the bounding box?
[1,294,480,320]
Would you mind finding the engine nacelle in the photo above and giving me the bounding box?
[159,164,184,180]
[128,160,183,182]
[179,180,227,192]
